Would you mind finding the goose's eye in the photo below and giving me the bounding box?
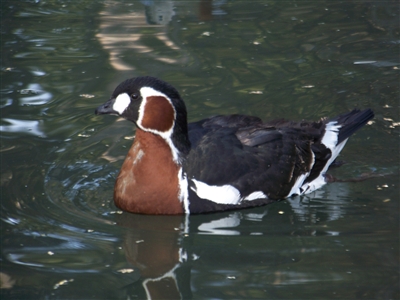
[131,93,139,100]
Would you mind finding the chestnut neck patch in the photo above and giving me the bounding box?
[140,96,175,133]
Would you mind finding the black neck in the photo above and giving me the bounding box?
[171,100,191,159]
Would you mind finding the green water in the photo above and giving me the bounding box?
[1,1,399,299]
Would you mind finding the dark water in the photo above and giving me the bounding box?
[1,1,399,299]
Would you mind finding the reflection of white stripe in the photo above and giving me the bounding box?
[198,213,241,235]
[143,263,180,300]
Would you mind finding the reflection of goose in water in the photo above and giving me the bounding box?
[116,213,193,299]
[115,194,354,298]
[96,1,187,71]
[141,0,175,25]
[95,0,230,72]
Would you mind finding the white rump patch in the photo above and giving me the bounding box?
[285,121,346,197]
[191,179,241,205]
[299,138,348,195]
[113,93,130,114]
[321,121,341,150]
[287,173,309,197]
[290,121,349,197]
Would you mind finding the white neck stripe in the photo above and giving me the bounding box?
[137,86,180,163]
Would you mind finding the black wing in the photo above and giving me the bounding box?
[184,115,322,200]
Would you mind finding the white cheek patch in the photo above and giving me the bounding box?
[113,93,131,114]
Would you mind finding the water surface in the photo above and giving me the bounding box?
[1,1,399,299]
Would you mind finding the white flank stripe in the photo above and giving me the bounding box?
[191,179,241,205]
[113,93,130,114]
[244,191,267,201]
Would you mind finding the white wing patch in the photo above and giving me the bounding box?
[113,93,130,114]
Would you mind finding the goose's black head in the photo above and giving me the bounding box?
[95,76,191,157]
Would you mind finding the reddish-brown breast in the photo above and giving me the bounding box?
[114,129,184,214]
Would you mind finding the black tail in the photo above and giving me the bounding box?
[332,109,374,144]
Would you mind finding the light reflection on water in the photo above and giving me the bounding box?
[1,0,399,299]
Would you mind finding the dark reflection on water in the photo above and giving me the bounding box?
[1,0,399,299]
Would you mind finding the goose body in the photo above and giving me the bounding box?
[95,76,374,214]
